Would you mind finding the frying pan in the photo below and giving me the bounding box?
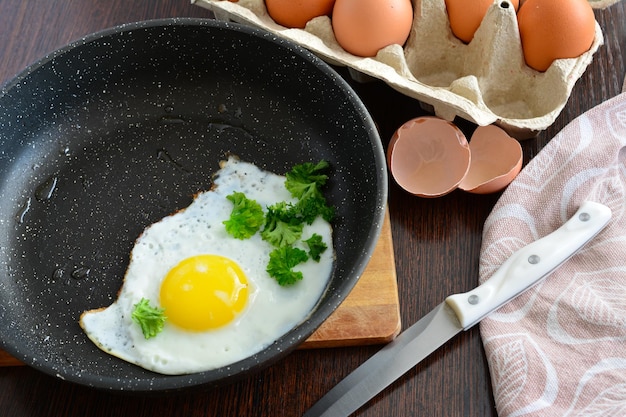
[0,19,387,391]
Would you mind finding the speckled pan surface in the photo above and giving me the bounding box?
[0,18,387,391]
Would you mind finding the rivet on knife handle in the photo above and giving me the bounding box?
[446,200,612,329]
[303,201,611,417]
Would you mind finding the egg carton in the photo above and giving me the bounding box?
[193,0,606,139]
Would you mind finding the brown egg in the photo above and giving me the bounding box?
[265,0,336,29]
[387,117,470,197]
[332,0,413,57]
[517,0,596,72]
[445,0,520,43]
[458,125,522,194]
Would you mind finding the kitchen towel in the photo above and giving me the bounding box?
[479,91,626,416]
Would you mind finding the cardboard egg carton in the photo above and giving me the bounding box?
[193,0,606,139]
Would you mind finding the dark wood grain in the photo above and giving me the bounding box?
[0,1,624,416]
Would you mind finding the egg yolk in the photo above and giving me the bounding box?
[159,254,249,331]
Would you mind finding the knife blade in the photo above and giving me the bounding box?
[304,200,612,417]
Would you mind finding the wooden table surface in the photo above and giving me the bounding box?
[0,1,624,416]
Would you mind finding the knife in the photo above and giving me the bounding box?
[304,200,612,417]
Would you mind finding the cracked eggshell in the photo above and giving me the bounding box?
[194,0,604,139]
[458,125,523,194]
[388,118,522,197]
[387,117,470,197]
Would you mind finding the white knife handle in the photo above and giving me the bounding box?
[446,201,611,330]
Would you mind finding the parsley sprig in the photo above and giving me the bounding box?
[223,161,333,286]
[266,246,309,286]
[304,233,328,262]
[261,202,304,247]
[131,298,167,339]
[285,160,335,224]
[222,192,264,239]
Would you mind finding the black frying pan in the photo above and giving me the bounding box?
[0,18,387,391]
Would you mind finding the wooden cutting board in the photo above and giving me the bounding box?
[0,211,400,366]
[301,210,400,348]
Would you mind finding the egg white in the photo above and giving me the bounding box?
[79,157,334,375]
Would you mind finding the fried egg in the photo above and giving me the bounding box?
[79,157,334,375]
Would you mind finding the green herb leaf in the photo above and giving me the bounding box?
[285,160,329,199]
[261,201,304,247]
[284,161,335,224]
[304,233,328,262]
[294,192,335,224]
[223,191,265,239]
[131,298,167,339]
[266,246,309,286]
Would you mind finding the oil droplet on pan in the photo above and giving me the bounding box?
[51,268,65,282]
[16,197,32,224]
[60,146,71,157]
[35,176,58,201]
[71,266,90,280]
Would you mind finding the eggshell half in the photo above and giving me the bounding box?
[458,125,523,194]
[387,116,470,197]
